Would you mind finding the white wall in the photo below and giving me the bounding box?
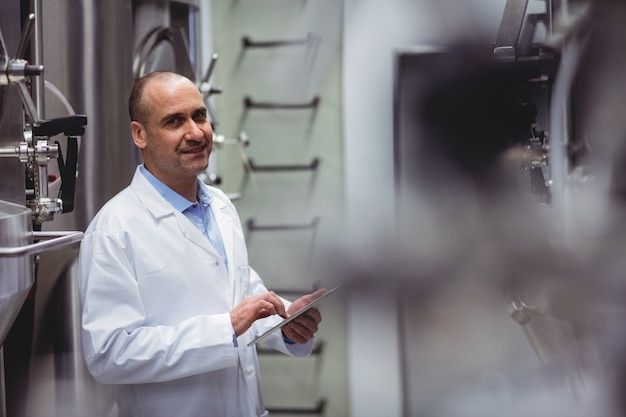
[342,1,508,416]
[343,3,434,416]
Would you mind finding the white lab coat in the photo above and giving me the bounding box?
[79,167,313,417]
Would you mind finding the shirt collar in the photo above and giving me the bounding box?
[139,164,212,212]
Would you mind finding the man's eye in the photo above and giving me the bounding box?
[193,112,207,121]
[167,117,181,125]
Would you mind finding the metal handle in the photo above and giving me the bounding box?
[244,95,320,110]
[200,53,218,85]
[247,157,320,172]
[242,34,312,49]
[15,13,35,60]
[0,231,83,257]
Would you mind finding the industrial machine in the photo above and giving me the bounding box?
[0,1,214,416]
[393,0,626,415]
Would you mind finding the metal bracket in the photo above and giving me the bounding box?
[244,96,320,110]
[242,33,314,49]
[247,158,320,172]
[246,217,319,233]
[494,0,530,61]
[266,399,326,415]
[213,131,249,149]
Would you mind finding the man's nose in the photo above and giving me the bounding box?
[186,121,205,140]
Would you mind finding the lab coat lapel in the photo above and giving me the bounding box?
[210,196,235,282]
[173,210,219,255]
[131,168,221,258]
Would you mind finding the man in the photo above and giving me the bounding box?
[78,71,323,417]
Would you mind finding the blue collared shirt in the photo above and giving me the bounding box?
[140,166,238,346]
[139,165,228,270]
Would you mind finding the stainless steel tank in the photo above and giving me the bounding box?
[3,1,202,414]
[0,201,84,346]
[0,201,34,346]
[0,0,27,206]
[25,2,138,416]
[41,0,138,232]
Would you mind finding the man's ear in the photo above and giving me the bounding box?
[131,121,147,149]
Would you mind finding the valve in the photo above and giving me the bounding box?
[0,14,87,223]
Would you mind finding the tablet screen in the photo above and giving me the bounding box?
[247,284,343,346]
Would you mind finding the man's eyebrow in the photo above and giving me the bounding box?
[159,106,207,123]
[159,112,183,124]
[159,107,206,123]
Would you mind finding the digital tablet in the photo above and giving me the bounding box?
[247,284,344,346]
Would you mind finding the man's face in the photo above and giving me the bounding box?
[132,77,212,187]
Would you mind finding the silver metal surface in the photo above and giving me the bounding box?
[132,1,174,78]
[0,348,5,417]
[1,2,212,415]
[0,231,83,258]
[52,255,117,417]
[32,0,45,120]
[494,0,530,60]
[0,1,29,206]
[0,200,83,349]
[42,0,138,232]
[132,26,177,78]
[14,15,34,63]
[1,10,66,227]
[1,13,44,126]
[16,82,41,125]
[0,200,34,347]
[0,8,28,414]
[132,25,196,81]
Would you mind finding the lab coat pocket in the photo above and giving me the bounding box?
[138,257,227,321]
[234,265,251,305]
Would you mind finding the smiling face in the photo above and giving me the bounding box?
[130,74,212,198]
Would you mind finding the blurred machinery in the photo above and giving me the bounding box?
[391,0,626,415]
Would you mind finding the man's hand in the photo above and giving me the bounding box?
[231,292,287,337]
[281,288,325,344]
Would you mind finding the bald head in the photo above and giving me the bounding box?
[128,71,193,124]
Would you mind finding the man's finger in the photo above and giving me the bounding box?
[303,288,327,304]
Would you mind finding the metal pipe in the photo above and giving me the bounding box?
[200,53,218,84]
[32,0,45,119]
[16,82,41,124]
[0,231,83,257]
[15,14,34,60]
[547,0,553,35]
[36,163,47,199]
[0,146,18,157]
